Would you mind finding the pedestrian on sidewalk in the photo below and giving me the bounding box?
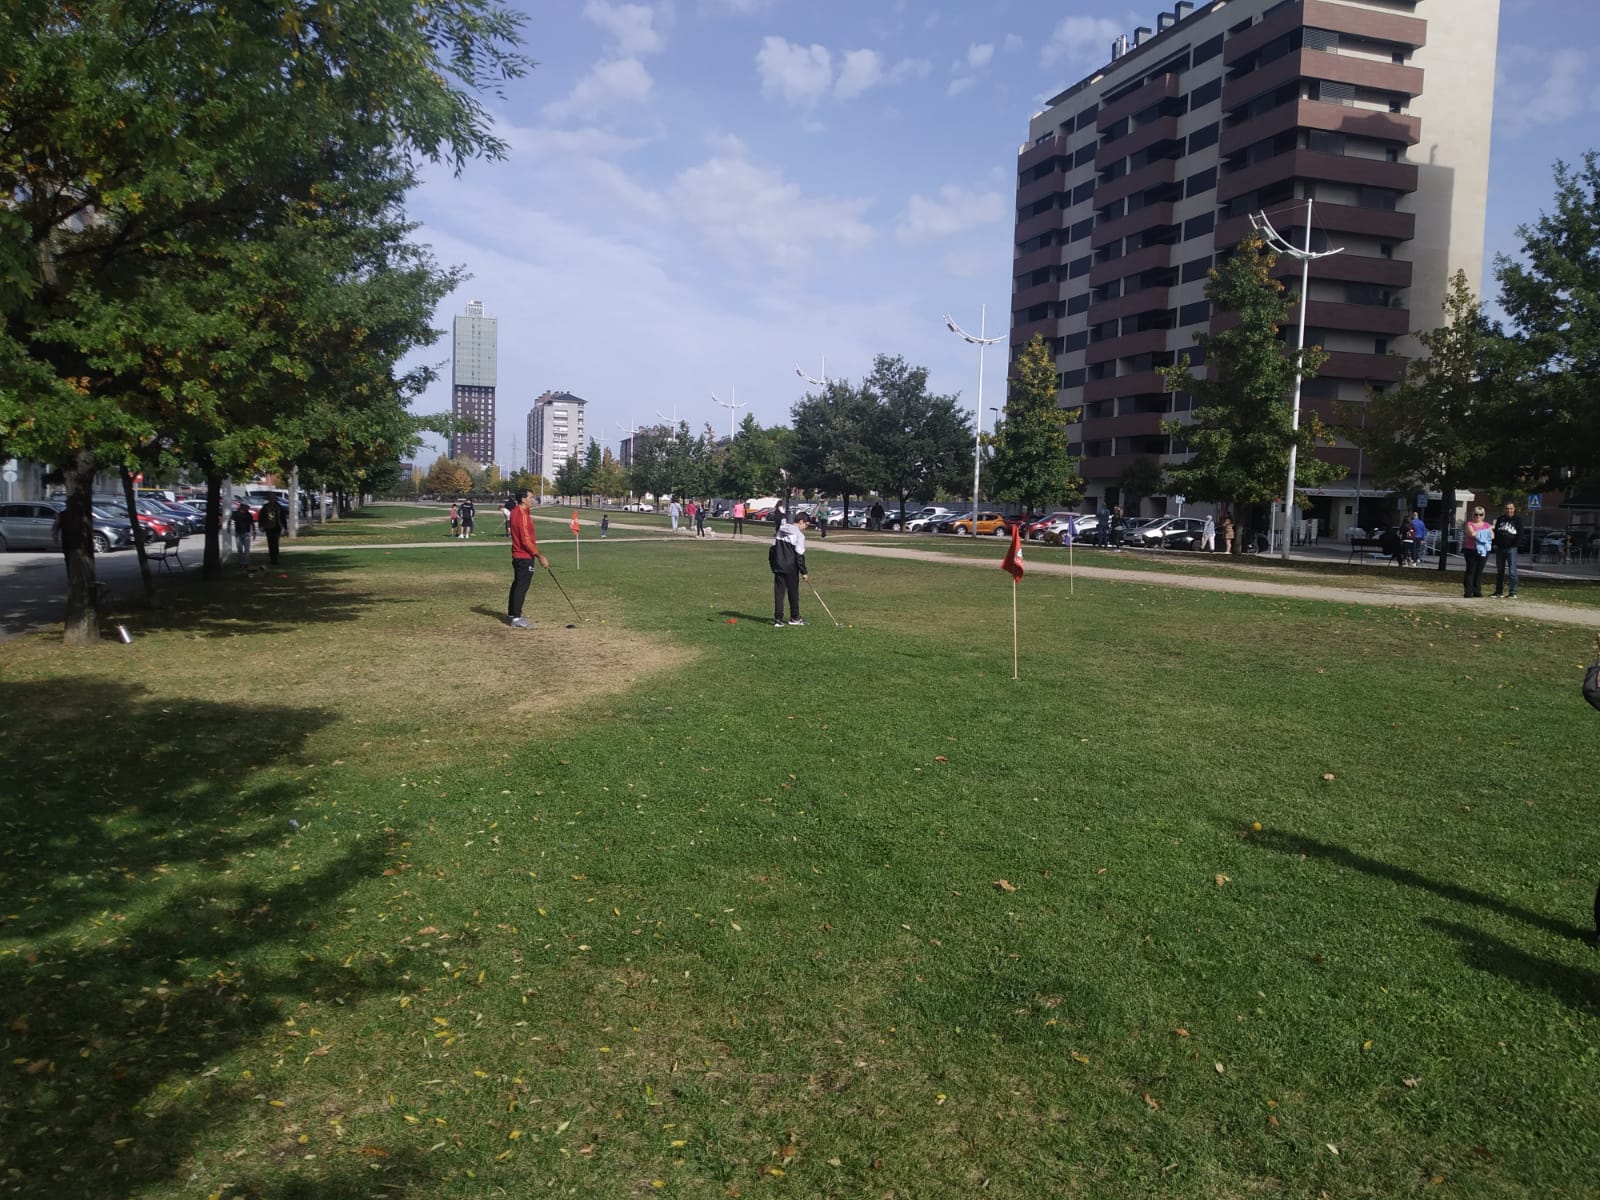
[600,513,609,538]
[1462,506,1493,597]
[1492,501,1521,598]
[732,500,745,538]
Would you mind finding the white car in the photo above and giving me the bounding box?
[622,502,654,512]
[905,506,959,533]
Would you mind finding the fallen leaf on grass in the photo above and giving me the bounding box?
[1214,1062,1225,1074]
[934,755,948,763]
[1214,874,1229,887]
[1174,1027,1189,1037]
[1070,1052,1090,1064]
[1142,1092,1162,1110]
[1322,773,1336,782]
[1326,1143,1339,1155]
[1403,1077,1422,1088]
[993,879,1017,893]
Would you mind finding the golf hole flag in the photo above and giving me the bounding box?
[1001,522,1025,581]
[569,510,581,534]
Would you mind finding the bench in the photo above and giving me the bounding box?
[147,534,184,572]
[1347,536,1408,565]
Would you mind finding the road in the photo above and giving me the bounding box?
[0,541,202,640]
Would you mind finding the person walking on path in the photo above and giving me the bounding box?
[450,502,460,538]
[814,502,829,539]
[1409,510,1427,565]
[732,500,745,538]
[600,513,609,538]
[669,498,681,532]
[1492,501,1521,598]
[769,512,812,626]
[230,501,256,567]
[1222,515,1234,555]
[507,488,550,629]
[1202,514,1216,553]
[258,497,284,565]
[459,497,476,540]
[694,501,707,537]
[869,500,884,532]
[500,499,512,538]
[1462,506,1493,597]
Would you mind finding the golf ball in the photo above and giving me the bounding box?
[1251,822,1262,832]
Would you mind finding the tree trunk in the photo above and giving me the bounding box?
[203,471,225,580]
[1437,480,1455,573]
[59,449,101,644]
[288,464,300,539]
[120,466,159,609]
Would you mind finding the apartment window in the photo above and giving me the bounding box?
[1307,130,1345,154]
[1190,77,1222,108]
[1178,300,1212,325]
[1072,181,1097,204]
[1064,330,1089,353]
[1183,212,1215,240]
[1074,144,1096,167]
[1067,293,1091,315]
[1070,217,1095,241]
[1181,255,1212,283]
[1185,166,1217,197]
[1375,338,1390,356]
[1194,34,1224,65]
[1068,255,1091,278]
[1062,368,1086,389]
[1187,122,1219,153]
[1076,104,1099,130]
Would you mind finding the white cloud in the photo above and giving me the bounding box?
[835,48,884,100]
[1495,46,1597,134]
[544,56,654,120]
[582,1,672,57]
[701,0,769,11]
[758,37,930,108]
[757,36,834,106]
[947,76,976,97]
[671,151,874,268]
[966,43,995,70]
[1003,33,1023,53]
[897,185,1004,242]
[1042,15,1132,67]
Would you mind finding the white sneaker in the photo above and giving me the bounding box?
[509,617,530,629]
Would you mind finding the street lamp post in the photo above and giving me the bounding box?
[710,388,746,439]
[795,358,829,389]
[944,305,1004,533]
[1250,199,1343,559]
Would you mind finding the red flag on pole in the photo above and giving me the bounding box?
[1001,521,1025,582]
[569,510,581,534]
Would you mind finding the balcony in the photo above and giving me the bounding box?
[1089,287,1172,325]
[1225,1,1427,67]
[1223,49,1423,113]
[1320,350,1406,383]
[1217,148,1418,204]
[1085,370,1169,404]
[1302,299,1411,337]
[1013,243,1065,276]
[1015,207,1064,244]
[1086,327,1174,365]
[1089,241,1175,288]
[1217,204,1415,249]
[1095,116,1182,171]
[1093,158,1179,209]
[1017,134,1067,173]
[1092,202,1177,250]
[1017,165,1070,211]
[1097,72,1182,130]
[1009,316,1057,348]
[1220,99,1421,158]
[1012,280,1063,311]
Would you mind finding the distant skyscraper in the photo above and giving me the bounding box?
[527,391,587,481]
[451,300,497,465]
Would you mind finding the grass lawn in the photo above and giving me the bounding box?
[2,525,1598,1199]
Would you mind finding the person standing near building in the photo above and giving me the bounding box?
[1223,515,1235,555]
[769,512,812,627]
[507,488,550,629]
[669,497,681,532]
[1492,501,1521,598]
[459,497,476,540]
[230,500,255,567]
[1202,513,1215,553]
[1462,505,1493,598]
[868,500,884,532]
[258,496,285,565]
[732,500,745,538]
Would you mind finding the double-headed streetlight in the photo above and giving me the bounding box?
[1250,199,1343,559]
[710,388,746,439]
[795,358,829,388]
[944,305,1004,532]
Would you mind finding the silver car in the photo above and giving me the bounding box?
[0,500,135,553]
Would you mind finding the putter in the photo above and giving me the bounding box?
[544,564,585,626]
[807,580,841,627]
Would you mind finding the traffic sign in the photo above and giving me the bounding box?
[1528,493,1542,510]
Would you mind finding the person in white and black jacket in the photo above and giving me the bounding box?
[1491,500,1520,598]
[769,512,812,627]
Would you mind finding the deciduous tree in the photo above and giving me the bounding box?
[989,334,1082,517]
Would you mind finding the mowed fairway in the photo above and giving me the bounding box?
[2,519,1598,1199]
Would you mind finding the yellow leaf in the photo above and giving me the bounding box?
[403,1115,419,1125]
[269,1099,286,1108]
[432,1017,449,1027]
[935,1093,947,1105]
[994,878,1017,892]
[1214,1062,1225,1073]
[1070,1052,1090,1064]
[495,1149,513,1162]
[1326,1143,1339,1155]
[767,1167,785,1177]
[1142,1091,1162,1110]
[509,1130,522,1140]
[651,1182,666,1190]
[1362,1039,1373,1051]
[1214,874,1229,887]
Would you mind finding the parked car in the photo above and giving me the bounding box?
[143,497,205,536]
[940,511,1013,537]
[905,506,959,533]
[622,502,654,512]
[1023,511,1081,540]
[1120,516,1197,549]
[0,500,137,554]
[1155,517,1211,550]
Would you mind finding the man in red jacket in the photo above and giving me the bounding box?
[507,488,550,629]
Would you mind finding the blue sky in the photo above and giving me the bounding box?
[406,0,1600,468]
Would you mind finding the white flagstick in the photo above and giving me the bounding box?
[1012,579,1019,680]
[1069,536,1074,597]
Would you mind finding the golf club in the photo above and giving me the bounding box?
[544,564,585,626]
[807,579,841,627]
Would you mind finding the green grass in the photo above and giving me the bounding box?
[2,530,1598,1198]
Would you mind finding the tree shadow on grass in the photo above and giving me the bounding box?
[0,680,431,1197]
[1237,824,1590,941]
[108,556,380,639]
[1423,920,1600,1013]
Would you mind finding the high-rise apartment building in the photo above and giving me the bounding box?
[451,300,497,466]
[1013,0,1498,534]
[528,391,587,482]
